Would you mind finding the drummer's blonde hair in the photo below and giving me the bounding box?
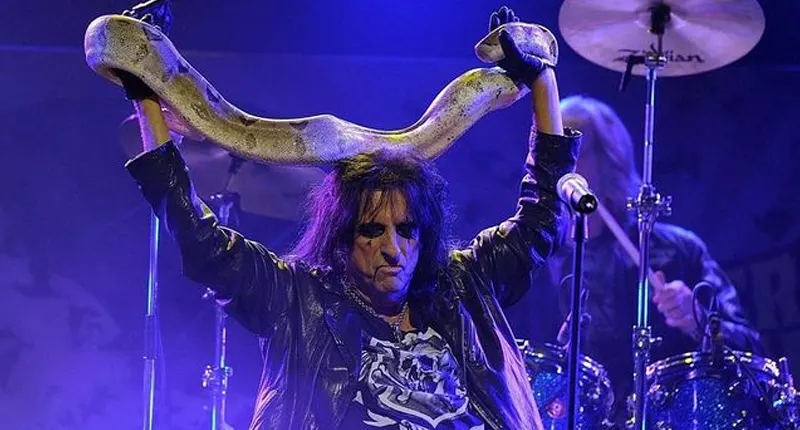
[561,95,641,227]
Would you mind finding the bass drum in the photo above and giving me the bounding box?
[642,349,800,429]
[517,340,615,429]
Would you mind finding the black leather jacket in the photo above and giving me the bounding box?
[125,129,580,430]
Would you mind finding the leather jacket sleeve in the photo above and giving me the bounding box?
[125,142,297,335]
[681,229,765,354]
[461,128,580,307]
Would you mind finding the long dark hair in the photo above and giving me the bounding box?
[548,96,642,299]
[561,95,641,226]
[286,146,455,310]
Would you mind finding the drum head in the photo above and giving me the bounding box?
[518,340,609,380]
[647,350,780,385]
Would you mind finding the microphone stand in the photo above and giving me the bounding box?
[566,211,590,430]
[202,155,245,430]
[701,287,722,359]
[142,209,160,430]
[618,3,673,428]
[556,173,598,429]
[123,1,176,425]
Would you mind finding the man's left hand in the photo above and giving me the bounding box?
[489,6,547,87]
[652,271,699,337]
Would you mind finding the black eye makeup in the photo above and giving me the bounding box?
[397,221,419,239]
[355,221,419,240]
[357,222,385,238]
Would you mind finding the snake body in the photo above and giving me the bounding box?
[84,14,558,165]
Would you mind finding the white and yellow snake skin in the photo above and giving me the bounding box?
[84,14,558,165]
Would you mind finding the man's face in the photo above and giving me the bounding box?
[350,189,420,304]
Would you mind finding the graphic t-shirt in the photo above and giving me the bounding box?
[341,322,485,430]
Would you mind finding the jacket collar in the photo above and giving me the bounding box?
[318,275,362,380]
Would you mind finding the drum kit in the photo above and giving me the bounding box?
[516,0,800,429]
[117,0,796,429]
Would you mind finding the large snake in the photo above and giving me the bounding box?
[84,3,558,165]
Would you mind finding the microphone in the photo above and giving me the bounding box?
[557,173,598,214]
[697,281,724,357]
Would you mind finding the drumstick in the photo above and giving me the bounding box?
[595,201,666,291]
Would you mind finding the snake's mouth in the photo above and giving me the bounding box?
[160,107,207,142]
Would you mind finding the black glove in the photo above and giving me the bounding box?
[489,6,548,87]
[113,69,156,101]
[115,0,174,101]
[123,0,174,36]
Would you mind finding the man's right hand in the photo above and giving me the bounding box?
[114,69,156,101]
[112,70,171,151]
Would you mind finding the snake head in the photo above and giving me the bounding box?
[122,0,173,35]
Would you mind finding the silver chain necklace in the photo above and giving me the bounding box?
[344,286,409,341]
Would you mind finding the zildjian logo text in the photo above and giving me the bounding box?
[613,44,705,63]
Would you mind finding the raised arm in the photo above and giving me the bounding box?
[117,71,297,336]
[461,124,579,307]
[453,8,580,307]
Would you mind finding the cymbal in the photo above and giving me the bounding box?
[558,0,766,77]
[120,114,326,221]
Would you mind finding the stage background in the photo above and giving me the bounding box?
[1,0,798,428]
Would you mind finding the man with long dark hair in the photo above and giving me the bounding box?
[506,95,763,427]
[120,7,579,429]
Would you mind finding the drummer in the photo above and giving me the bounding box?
[506,95,764,426]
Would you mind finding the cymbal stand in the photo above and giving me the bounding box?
[202,155,245,430]
[619,3,673,429]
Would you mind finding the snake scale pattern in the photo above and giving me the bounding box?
[84,13,558,165]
